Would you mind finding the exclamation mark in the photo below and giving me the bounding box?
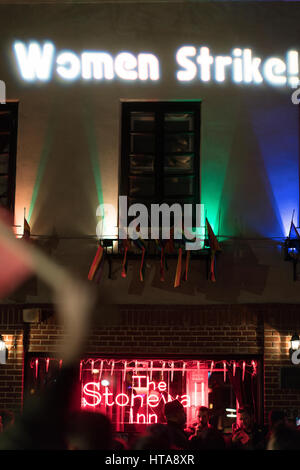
[287,50,299,88]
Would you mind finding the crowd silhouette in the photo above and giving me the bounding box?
[0,397,299,450]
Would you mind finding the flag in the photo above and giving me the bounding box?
[88,245,104,281]
[155,239,171,282]
[0,209,33,298]
[289,221,300,239]
[180,228,195,283]
[206,218,221,282]
[23,217,30,240]
[206,218,221,251]
[174,247,183,288]
[182,250,190,282]
[93,250,106,284]
[174,226,194,287]
[121,239,131,278]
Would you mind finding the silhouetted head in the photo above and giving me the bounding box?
[197,406,210,427]
[267,424,300,450]
[164,400,186,428]
[268,410,287,431]
[0,409,15,431]
[238,406,254,432]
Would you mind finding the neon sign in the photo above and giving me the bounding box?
[78,360,217,428]
[81,375,207,425]
[26,357,258,431]
[176,46,299,87]
[13,41,299,87]
[13,41,160,82]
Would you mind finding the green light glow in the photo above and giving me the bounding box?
[200,102,239,236]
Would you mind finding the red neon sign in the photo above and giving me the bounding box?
[81,373,208,425]
[82,380,200,408]
[28,357,258,430]
[77,359,258,428]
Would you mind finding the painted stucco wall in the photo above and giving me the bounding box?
[0,1,299,304]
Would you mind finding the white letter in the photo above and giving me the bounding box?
[151,203,182,240]
[232,48,243,83]
[176,46,197,81]
[138,53,160,81]
[128,203,148,240]
[215,56,232,82]
[243,49,263,84]
[81,52,114,80]
[196,47,214,82]
[96,203,117,239]
[115,52,138,80]
[56,51,80,80]
[119,196,128,239]
[13,41,54,81]
[291,87,300,105]
[287,50,299,88]
[291,349,300,365]
[184,204,204,251]
[263,57,287,85]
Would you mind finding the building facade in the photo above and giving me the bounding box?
[0,0,300,438]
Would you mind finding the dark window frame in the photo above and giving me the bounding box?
[119,101,201,222]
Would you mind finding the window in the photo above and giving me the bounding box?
[24,355,262,437]
[0,101,19,214]
[120,101,201,220]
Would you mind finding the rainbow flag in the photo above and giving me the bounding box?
[121,239,131,278]
[88,245,104,281]
[174,247,183,288]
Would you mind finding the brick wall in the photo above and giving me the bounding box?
[263,307,300,422]
[0,307,24,413]
[1,304,300,424]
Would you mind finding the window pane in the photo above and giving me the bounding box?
[164,176,194,196]
[0,134,10,154]
[130,134,155,154]
[129,176,155,197]
[164,113,194,132]
[130,112,155,132]
[164,133,194,153]
[130,155,154,174]
[164,154,194,173]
